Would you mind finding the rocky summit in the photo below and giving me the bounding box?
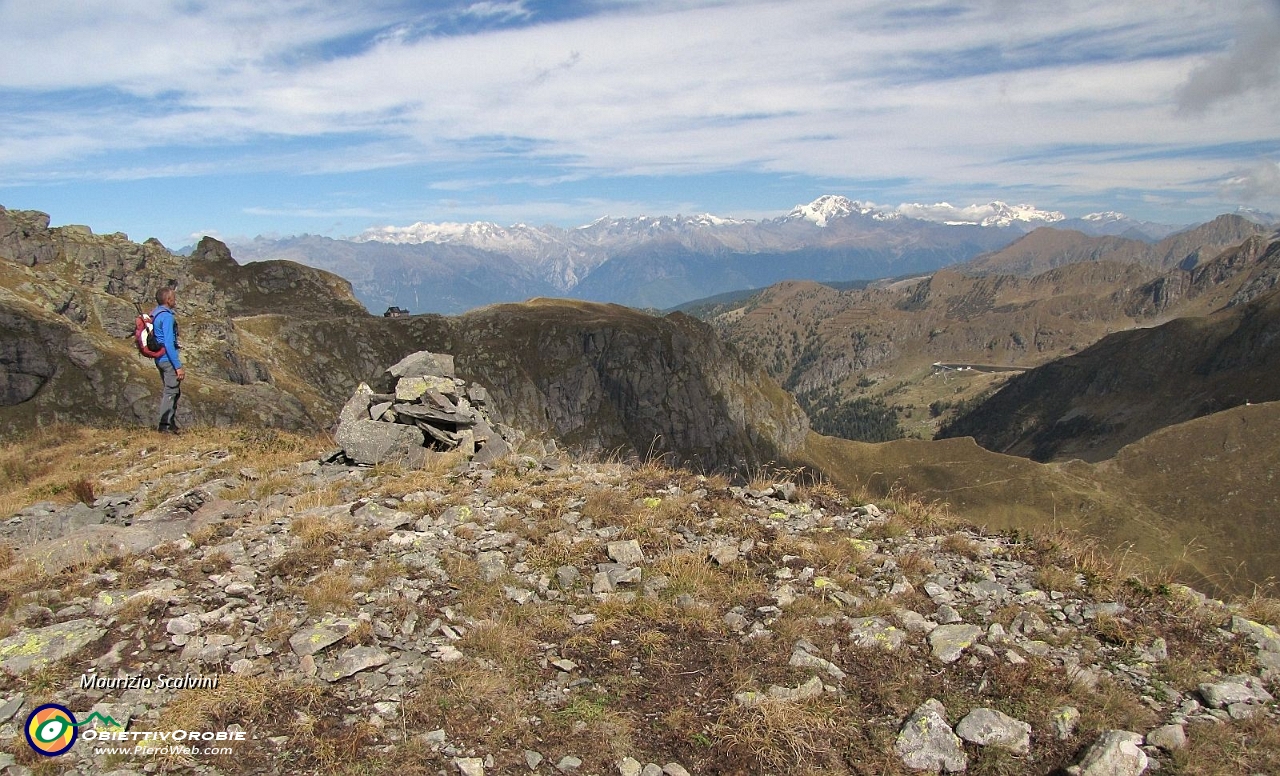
[0,424,1276,775]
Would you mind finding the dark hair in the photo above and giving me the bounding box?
[155,286,175,306]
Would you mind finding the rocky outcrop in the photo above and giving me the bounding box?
[0,207,369,433]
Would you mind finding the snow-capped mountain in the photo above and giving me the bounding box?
[233,196,1188,314]
[1234,206,1279,226]
[351,196,1074,256]
[784,195,893,226]
[356,213,755,253]
[895,201,1066,228]
[1082,211,1129,223]
[1058,212,1181,241]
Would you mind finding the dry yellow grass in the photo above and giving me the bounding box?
[716,697,841,772]
[402,662,537,753]
[457,618,538,675]
[0,423,331,520]
[1036,564,1081,593]
[290,512,353,548]
[149,673,336,770]
[940,532,982,559]
[298,569,362,614]
[580,487,638,526]
[524,534,601,576]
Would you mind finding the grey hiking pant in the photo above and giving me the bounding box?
[156,360,181,430]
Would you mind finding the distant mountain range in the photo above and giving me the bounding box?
[228,196,1203,313]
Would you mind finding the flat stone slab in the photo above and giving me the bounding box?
[336,419,425,467]
[386,351,455,381]
[1198,675,1274,709]
[394,401,470,426]
[849,616,906,652]
[324,646,391,682]
[396,376,457,402]
[955,707,1031,754]
[768,675,824,701]
[290,620,353,657]
[789,649,846,680]
[607,540,645,566]
[0,693,24,722]
[0,619,105,674]
[929,624,982,663]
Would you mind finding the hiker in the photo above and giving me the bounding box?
[152,284,184,433]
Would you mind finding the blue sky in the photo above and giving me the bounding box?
[1,0,1279,247]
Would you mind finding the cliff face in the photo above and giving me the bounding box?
[0,207,808,470]
[451,301,808,468]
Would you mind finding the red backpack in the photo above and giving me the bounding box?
[133,303,166,358]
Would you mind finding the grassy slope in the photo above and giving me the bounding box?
[801,401,1280,595]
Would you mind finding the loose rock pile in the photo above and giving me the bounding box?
[333,350,520,468]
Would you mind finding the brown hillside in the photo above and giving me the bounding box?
[939,281,1280,462]
[962,227,1149,275]
[710,234,1280,441]
[967,214,1270,276]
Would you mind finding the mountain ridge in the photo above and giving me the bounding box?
[0,205,806,471]
[228,195,1199,313]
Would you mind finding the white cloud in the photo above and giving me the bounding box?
[0,0,1275,218]
[1177,2,1280,113]
[460,1,532,22]
[1220,160,1280,206]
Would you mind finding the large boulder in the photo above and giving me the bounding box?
[335,420,426,467]
[895,698,967,772]
[379,350,455,389]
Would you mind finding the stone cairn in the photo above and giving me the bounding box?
[332,350,518,467]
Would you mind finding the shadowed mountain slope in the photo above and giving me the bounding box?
[938,282,1280,463]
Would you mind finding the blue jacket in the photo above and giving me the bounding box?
[150,305,182,369]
